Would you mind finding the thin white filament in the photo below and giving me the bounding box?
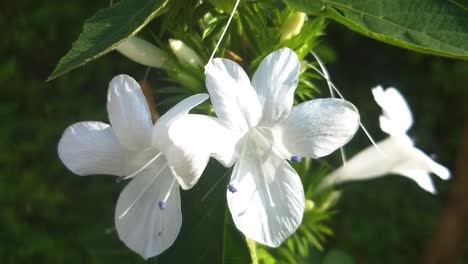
[309,55,383,154]
[162,177,177,204]
[207,0,241,63]
[118,164,168,219]
[124,152,163,179]
[201,168,231,202]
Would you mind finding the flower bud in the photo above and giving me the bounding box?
[169,39,204,67]
[115,36,168,68]
[279,12,306,41]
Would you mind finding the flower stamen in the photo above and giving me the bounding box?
[124,152,163,179]
[290,155,301,163]
[118,163,167,219]
[227,184,237,193]
[159,177,177,210]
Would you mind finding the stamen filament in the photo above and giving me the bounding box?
[309,53,383,155]
[160,177,177,208]
[124,152,163,179]
[207,0,241,63]
[118,164,167,219]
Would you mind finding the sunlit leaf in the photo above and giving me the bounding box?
[48,0,169,81]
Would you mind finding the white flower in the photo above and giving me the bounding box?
[320,86,451,194]
[168,48,360,246]
[115,36,168,68]
[58,74,209,259]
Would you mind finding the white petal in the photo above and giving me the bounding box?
[165,114,239,190]
[273,98,359,159]
[58,121,141,176]
[107,74,153,150]
[392,169,436,194]
[319,137,400,188]
[251,48,300,125]
[411,148,451,180]
[115,163,181,259]
[372,86,413,135]
[320,136,448,194]
[227,133,305,247]
[152,94,208,150]
[205,58,262,133]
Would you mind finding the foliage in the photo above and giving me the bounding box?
[285,0,468,60]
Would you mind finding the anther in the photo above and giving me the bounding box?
[290,155,302,163]
[227,184,237,193]
[158,200,166,210]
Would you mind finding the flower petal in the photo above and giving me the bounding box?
[392,169,436,194]
[251,48,300,125]
[410,148,451,180]
[152,94,208,150]
[320,136,448,194]
[319,137,397,189]
[115,162,181,259]
[107,74,153,150]
[372,86,413,135]
[227,135,305,247]
[205,58,262,133]
[58,121,142,176]
[165,114,239,190]
[273,98,359,159]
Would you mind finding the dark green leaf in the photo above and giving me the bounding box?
[48,0,169,81]
[449,0,468,12]
[322,249,354,264]
[288,0,468,59]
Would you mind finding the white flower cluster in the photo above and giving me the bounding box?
[58,46,449,259]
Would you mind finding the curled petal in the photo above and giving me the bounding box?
[227,134,304,247]
[166,114,238,190]
[58,121,138,176]
[273,98,359,159]
[115,163,181,259]
[252,48,300,125]
[152,93,208,150]
[205,58,262,133]
[372,86,413,135]
[107,74,153,150]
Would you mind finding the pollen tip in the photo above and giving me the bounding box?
[290,155,302,163]
[158,200,167,210]
[227,184,237,193]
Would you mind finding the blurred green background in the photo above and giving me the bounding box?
[1,1,467,263]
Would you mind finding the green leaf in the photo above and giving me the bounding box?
[281,0,324,14]
[48,0,169,81]
[322,249,354,264]
[449,0,468,12]
[288,0,468,60]
[157,162,253,264]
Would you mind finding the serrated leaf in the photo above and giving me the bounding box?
[48,0,169,81]
[287,0,468,60]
